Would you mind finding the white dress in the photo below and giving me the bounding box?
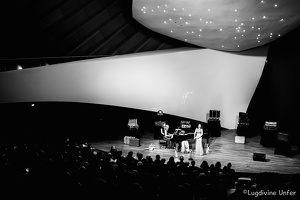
[195,128,204,155]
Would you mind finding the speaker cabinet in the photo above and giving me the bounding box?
[209,110,220,118]
[253,153,266,162]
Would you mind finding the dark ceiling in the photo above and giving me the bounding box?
[0,0,198,72]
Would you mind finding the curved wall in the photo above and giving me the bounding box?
[0,47,268,129]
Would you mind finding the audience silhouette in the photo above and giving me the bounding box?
[0,137,299,200]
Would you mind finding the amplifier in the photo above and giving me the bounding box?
[129,138,140,147]
[253,153,266,162]
[124,136,135,144]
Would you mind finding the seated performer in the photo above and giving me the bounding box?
[173,126,181,151]
[180,130,190,153]
[161,124,172,148]
[161,124,170,137]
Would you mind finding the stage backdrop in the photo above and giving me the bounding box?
[0,47,268,129]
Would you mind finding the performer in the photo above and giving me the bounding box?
[194,123,204,156]
[161,124,170,138]
[161,124,172,148]
[173,126,181,152]
[180,130,190,153]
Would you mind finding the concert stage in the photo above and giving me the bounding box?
[89,129,300,174]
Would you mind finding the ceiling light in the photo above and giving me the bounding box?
[133,0,300,51]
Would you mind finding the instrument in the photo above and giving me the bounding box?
[171,133,194,143]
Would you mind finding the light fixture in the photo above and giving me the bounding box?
[16,65,23,70]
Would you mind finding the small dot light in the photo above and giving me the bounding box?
[134,1,295,51]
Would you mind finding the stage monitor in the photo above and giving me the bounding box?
[154,121,166,127]
[180,120,191,129]
[264,121,277,130]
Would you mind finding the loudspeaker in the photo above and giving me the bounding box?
[209,110,220,118]
[253,153,266,162]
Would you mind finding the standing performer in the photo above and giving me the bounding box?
[194,123,204,156]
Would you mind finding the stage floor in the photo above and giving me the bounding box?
[89,129,300,174]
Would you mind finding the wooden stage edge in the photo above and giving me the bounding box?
[89,129,300,175]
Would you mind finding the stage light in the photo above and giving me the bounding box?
[16,65,23,70]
